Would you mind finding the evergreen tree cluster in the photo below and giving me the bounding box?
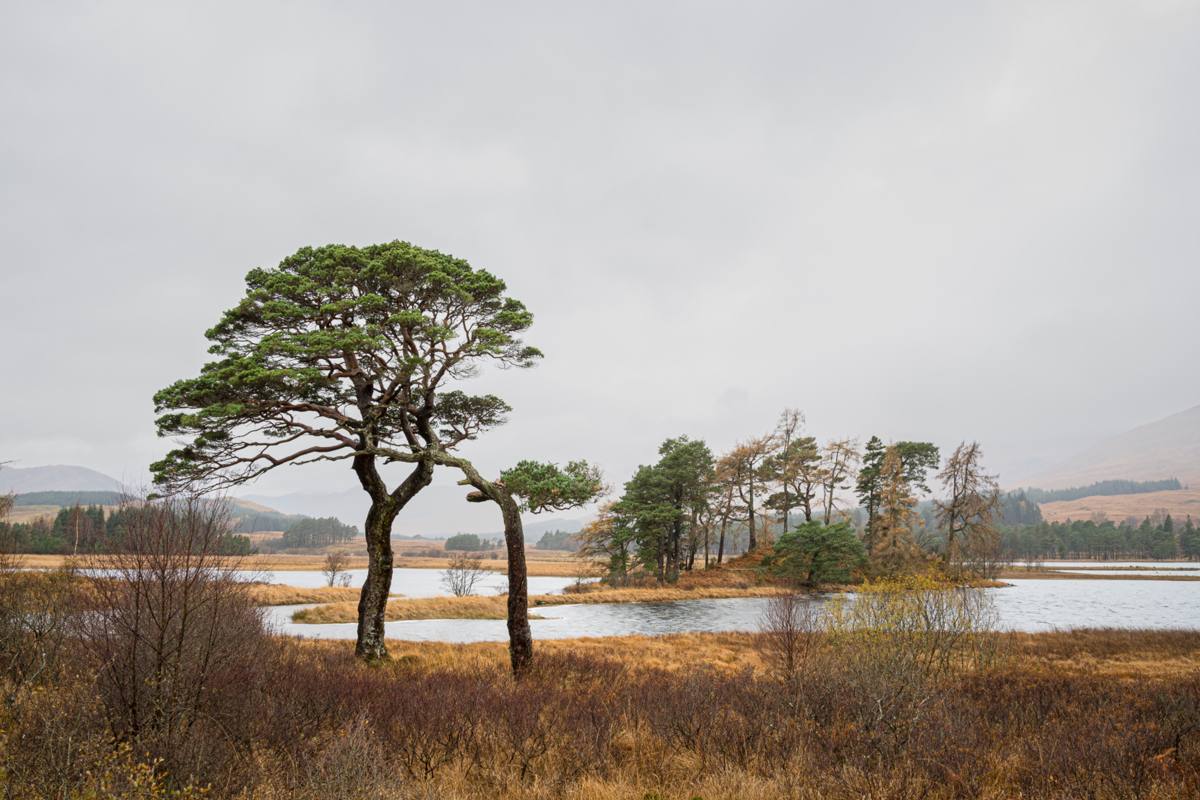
[1020,478,1183,505]
[444,533,493,551]
[534,530,580,551]
[278,516,359,548]
[0,504,254,555]
[1002,514,1199,561]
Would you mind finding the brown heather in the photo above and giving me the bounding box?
[4,621,1200,798]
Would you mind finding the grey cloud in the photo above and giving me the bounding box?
[2,1,1198,517]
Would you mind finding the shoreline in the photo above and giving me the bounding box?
[10,552,589,577]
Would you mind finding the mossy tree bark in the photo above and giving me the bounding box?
[354,454,433,661]
[462,475,533,676]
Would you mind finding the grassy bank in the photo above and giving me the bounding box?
[290,585,794,623]
[245,583,363,605]
[346,627,1200,678]
[292,595,551,622]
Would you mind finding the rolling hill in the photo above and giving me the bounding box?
[1021,404,1200,522]
[1024,404,1200,489]
[240,484,586,538]
[0,464,124,494]
[0,464,309,532]
[1039,488,1200,524]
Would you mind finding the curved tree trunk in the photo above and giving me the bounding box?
[457,467,534,678]
[354,455,433,661]
[498,494,533,676]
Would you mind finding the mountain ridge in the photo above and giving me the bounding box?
[0,464,125,494]
[1020,404,1200,490]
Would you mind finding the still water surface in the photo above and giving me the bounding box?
[262,576,1200,643]
[246,567,583,598]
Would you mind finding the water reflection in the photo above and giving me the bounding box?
[266,578,1200,642]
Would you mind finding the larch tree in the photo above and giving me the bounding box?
[768,434,822,525]
[764,409,804,533]
[933,441,1001,574]
[710,461,739,565]
[818,438,859,525]
[722,436,773,552]
[150,241,541,662]
[868,446,925,574]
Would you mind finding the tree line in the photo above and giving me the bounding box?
[578,409,1006,586]
[0,504,254,556]
[1018,478,1184,505]
[1001,513,1200,561]
[444,532,502,551]
[275,515,358,549]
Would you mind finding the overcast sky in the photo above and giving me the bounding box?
[3,1,1199,514]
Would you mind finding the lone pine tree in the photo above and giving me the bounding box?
[151,241,540,661]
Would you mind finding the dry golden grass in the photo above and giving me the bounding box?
[288,628,1200,680]
[0,568,362,608]
[287,631,768,674]
[1004,628,1200,678]
[242,531,284,545]
[291,595,552,623]
[5,505,63,524]
[1039,486,1200,523]
[290,584,793,624]
[244,583,362,605]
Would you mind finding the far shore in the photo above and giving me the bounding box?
[11,552,591,578]
[999,568,1200,582]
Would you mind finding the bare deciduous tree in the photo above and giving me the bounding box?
[82,497,269,774]
[819,438,859,525]
[323,551,351,587]
[935,441,1002,576]
[759,592,825,681]
[441,553,487,597]
[0,565,80,704]
[0,488,19,573]
[720,436,773,552]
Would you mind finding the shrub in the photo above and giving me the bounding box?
[81,498,272,790]
[441,553,487,597]
[763,520,865,585]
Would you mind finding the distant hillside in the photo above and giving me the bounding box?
[12,490,126,506]
[0,464,123,493]
[1021,478,1184,505]
[241,484,585,537]
[1024,404,1200,489]
[1040,488,1200,524]
[4,485,311,534]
